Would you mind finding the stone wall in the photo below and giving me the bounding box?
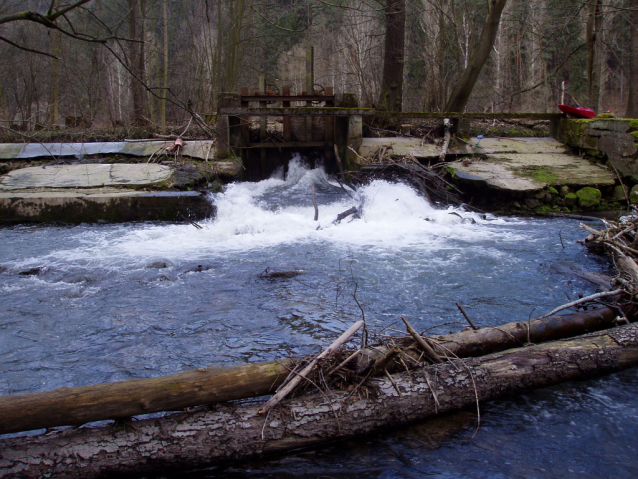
[557,118,638,180]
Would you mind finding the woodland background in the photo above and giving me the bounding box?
[0,0,637,133]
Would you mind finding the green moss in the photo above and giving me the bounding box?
[627,119,638,130]
[630,131,638,140]
[597,113,615,119]
[547,186,559,195]
[558,119,594,148]
[576,187,602,208]
[444,167,458,178]
[513,165,558,184]
[534,205,558,214]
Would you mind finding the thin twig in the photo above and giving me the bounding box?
[535,289,623,319]
[455,303,478,330]
[258,320,364,415]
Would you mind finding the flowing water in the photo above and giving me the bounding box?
[1,157,637,478]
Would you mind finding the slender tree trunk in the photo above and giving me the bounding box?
[48,30,61,125]
[445,0,508,113]
[377,0,405,111]
[2,323,638,479]
[127,0,148,125]
[586,0,603,110]
[377,0,406,111]
[160,0,168,134]
[627,0,638,117]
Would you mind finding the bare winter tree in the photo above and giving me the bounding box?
[445,0,508,113]
[377,0,406,111]
[627,0,638,117]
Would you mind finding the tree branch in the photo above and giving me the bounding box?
[0,35,59,59]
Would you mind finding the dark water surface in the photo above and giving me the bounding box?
[1,159,635,478]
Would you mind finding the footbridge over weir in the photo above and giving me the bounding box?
[216,92,568,180]
[216,95,638,198]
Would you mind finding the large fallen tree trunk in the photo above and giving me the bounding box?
[2,323,638,479]
[0,307,624,436]
[0,360,292,436]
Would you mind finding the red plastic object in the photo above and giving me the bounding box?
[558,104,597,119]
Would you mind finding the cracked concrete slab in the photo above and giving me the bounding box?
[451,138,615,192]
[358,137,473,160]
[0,164,173,190]
[0,140,216,161]
[474,137,570,155]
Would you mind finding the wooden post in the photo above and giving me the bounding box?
[324,86,335,171]
[259,75,267,177]
[283,86,292,142]
[240,87,250,147]
[305,46,314,142]
[215,92,241,159]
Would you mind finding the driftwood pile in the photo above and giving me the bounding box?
[2,218,638,478]
[349,152,467,208]
[582,212,638,292]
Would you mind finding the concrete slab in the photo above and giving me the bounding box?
[358,137,473,161]
[0,164,173,190]
[475,137,570,155]
[0,140,217,161]
[0,188,214,223]
[452,148,615,192]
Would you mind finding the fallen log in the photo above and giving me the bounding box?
[3,323,638,479]
[0,360,292,436]
[0,307,623,436]
[360,305,624,366]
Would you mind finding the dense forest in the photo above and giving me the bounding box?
[0,0,636,132]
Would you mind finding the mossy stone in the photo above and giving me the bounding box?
[576,187,601,208]
[564,193,578,207]
[630,185,638,203]
[612,185,629,202]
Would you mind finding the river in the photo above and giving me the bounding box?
[1,157,636,478]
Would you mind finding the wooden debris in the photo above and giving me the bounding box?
[0,307,624,437]
[257,320,364,415]
[4,323,638,479]
[401,316,442,363]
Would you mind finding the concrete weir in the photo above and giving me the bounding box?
[449,137,616,191]
[0,164,214,224]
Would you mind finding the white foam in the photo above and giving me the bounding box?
[17,158,523,265]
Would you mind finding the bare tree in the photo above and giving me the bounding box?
[445,0,508,113]
[627,0,638,117]
[377,0,405,111]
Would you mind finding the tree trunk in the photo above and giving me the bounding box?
[377,0,406,112]
[127,0,149,125]
[586,0,603,110]
[160,0,168,134]
[627,0,638,118]
[3,323,638,479]
[48,29,61,125]
[0,359,292,436]
[0,307,621,436]
[445,0,508,113]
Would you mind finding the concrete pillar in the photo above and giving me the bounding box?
[345,115,363,170]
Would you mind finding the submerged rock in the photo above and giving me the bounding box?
[18,267,43,276]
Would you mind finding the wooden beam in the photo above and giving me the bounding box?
[218,107,562,120]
